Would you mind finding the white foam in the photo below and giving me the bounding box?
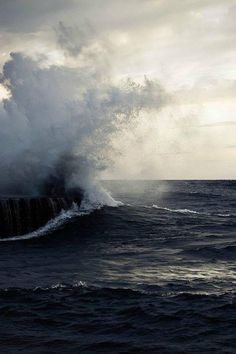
[0,203,82,242]
[81,185,123,210]
[216,213,231,217]
[152,205,234,218]
[152,204,201,215]
[0,188,123,242]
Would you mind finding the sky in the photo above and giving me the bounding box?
[0,0,235,179]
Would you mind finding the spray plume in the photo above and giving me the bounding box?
[0,28,167,198]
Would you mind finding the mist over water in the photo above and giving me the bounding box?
[0,45,166,197]
[0,24,169,243]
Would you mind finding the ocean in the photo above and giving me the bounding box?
[0,180,235,354]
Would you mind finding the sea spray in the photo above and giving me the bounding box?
[0,183,123,241]
[0,52,166,198]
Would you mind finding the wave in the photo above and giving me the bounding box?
[0,203,83,242]
[152,204,202,215]
[0,186,123,242]
[1,282,235,299]
[216,213,232,217]
[124,203,202,215]
[151,204,234,218]
[182,244,236,260]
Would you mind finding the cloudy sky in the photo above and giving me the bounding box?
[0,0,235,179]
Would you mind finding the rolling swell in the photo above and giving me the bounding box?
[0,186,123,241]
[0,284,235,354]
[0,181,236,354]
[151,204,235,218]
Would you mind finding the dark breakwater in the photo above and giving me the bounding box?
[0,196,81,238]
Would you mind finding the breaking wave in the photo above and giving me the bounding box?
[152,204,202,214]
[152,204,234,218]
[0,186,122,242]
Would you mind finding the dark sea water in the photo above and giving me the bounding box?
[0,180,235,354]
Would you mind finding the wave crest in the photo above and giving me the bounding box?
[152,205,201,215]
[0,186,122,242]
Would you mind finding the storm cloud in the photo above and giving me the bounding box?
[0,0,235,179]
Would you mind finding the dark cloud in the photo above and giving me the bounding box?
[56,21,95,56]
[0,0,75,32]
[0,0,233,34]
[0,0,235,181]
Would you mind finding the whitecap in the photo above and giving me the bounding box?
[0,187,123,242]
[152,204,202,215]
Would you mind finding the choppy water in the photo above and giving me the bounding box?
[0,181,235,354]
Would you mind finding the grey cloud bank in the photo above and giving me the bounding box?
[0,0,235,179]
